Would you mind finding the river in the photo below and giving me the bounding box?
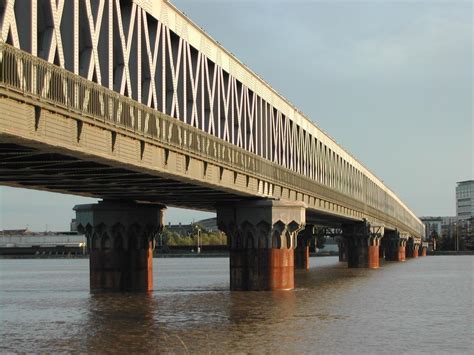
[1,256,472,353]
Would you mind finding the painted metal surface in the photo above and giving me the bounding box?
[0,0,424,238]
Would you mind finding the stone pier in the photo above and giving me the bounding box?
[74,201,164,292]
[217,200,305,291]
[406,237,421,258]
[384,231,407,262]
[336,237,348,262]
[295,225,313,270]
[343,222,383,269]
[419,243,428,256]
[379,240,386,266]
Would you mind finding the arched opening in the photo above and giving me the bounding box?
[115,233,123,250]
[92,233,100,249]
[101,234,112,249]
[272,231,281,249]
[246,232,254,249]
[286,231,292,249]
[129,235,139,250]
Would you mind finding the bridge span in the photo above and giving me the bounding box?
[0,0,425,291]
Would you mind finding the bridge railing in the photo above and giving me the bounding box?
[0,43,304,188]
[0,43,423,237]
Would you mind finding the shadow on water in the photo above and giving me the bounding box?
[80,288,303,352]
[77,257,358,353]
[84,293,161,352]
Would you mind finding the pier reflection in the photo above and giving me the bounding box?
[1,257,472,353]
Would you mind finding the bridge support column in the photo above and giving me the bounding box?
[419,243,427,256]
[295,225,313,270]
[379,240,386,265]
[217,200,305,291]
[385,231,407,262]
[406,237,420,258]
[343,222,383,268]
[74,201,164,292]
[336,237,348,262]
[406,238,414,258]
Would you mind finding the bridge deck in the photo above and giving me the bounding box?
[0,43,422,236]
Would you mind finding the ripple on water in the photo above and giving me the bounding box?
[0,256,473,353]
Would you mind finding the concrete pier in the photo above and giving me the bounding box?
[343,222,383,269]
[385,231,407,262]
[406,238,420,258]
[295,225,313,270]
[336,237,348,262]
[74,201,164,292]
[420,245,428,256]
[379,242,386,266]
[294,243,310,270]
[217,200,305,291]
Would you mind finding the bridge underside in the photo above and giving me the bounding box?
[0,0,425,293]
[0,138,248,211]
[1,136,363,232]
[0,111,425,294]
[305,209,360,228]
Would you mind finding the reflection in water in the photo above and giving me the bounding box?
[1,256,473,353]
[84,293,158,353]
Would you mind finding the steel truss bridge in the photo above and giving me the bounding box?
[0,0,424,291]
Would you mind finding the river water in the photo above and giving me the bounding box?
[1,256,472,353]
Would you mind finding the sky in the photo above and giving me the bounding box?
[0,0,472,231]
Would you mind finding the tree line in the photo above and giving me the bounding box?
[157,223,327,249]
[158,225,226,247]
[429,217,474,251]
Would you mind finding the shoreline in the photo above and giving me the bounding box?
[2,251,473,259]
[0,252,340,259]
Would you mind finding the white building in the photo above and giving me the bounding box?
[0,229,85,248]
[456,180,474,218]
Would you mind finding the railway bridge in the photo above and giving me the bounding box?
[0,0,425,291]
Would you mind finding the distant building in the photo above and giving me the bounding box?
[0,229,85,248]
[419,216,472,250]
[420,217,443,240]
[195,218,218,232]
[420,216,462,237]
[166,222,194,236]
[456,180,474,218]
[419,180,474,249]
[70,218,78,232]
[165,218,219,235]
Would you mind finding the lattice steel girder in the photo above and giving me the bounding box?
[0,1,424,238]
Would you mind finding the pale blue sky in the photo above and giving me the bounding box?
[1,0,472,231]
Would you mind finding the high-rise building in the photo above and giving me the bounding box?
[456,180,474,218]
[420,217,442,240]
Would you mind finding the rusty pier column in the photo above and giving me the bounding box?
[217,200,306,291]
[343,222,383,269]
[75,201,164,292]
[384,231,407,262]
[336,236,348,262]
[406,237,421,258]
[419,243,428,256]
[379,238,386,266]
[295,225,313,270]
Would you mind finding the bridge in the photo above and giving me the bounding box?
[0,0,425,292]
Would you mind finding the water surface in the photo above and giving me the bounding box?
[1,256,472,353]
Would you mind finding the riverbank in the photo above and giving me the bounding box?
[0,251,339,259]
